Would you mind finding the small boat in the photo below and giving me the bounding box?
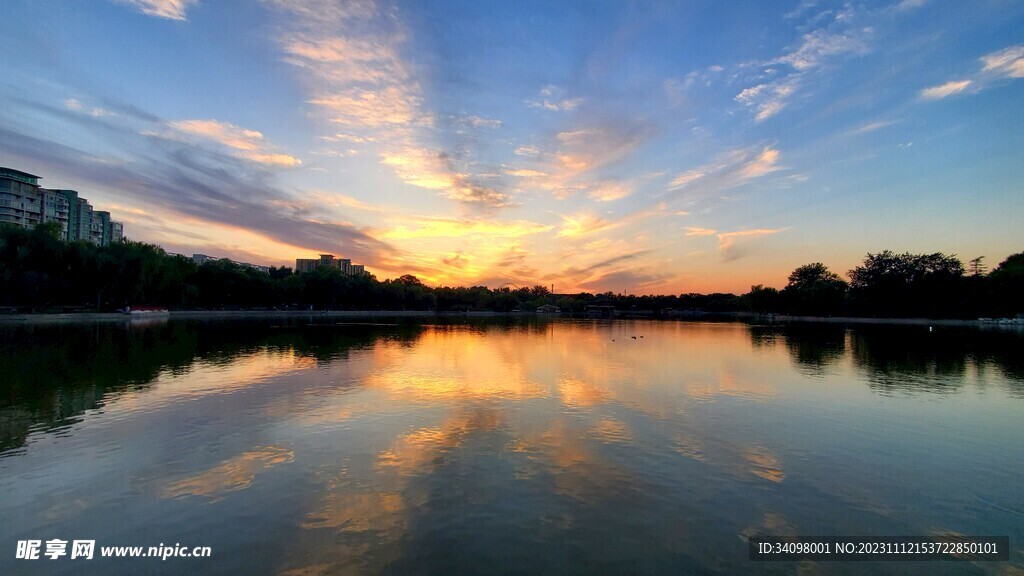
[124,305,170,315]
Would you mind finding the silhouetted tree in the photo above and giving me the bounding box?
[848,251,965,317]
[989,252,1024,316]
[782,262,848,315]
[748,284,782,313]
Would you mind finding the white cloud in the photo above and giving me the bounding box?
[920,80,971,100]
[526,85,582,112]
[669,169,710,190]
[732,10,872,122]
[894,0,926,10]
[776,29,868,71]
[981,45,1024,79]
[850,119,899,134]
[268,0,512,209]
[117,0,197,21]
[668,146,783,201]
[920,45,1024,103]
[735,79,799,121]
[65,98,113,117]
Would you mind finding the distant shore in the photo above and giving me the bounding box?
[1,309,1022,329]
[747,313,1023,329]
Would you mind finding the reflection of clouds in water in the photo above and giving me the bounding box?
[111,350,318,415]
[673,434,706,462]
[683,368,776,401]
[558,377,610,407]
[291,408,504,575]
[744,446,785,483]
[160,446,294,499]
[302,491,405,531]
[741,510,797,539]
[377,409,502,476]
[590,418,631,444]
[508,419,637,503]
[365,373,547,402]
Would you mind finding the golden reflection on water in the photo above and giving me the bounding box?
[744,446,786,483]
[377,409,503,476]
[160,446,295,500]
[4,320,1024,576]
[108,349,318,414]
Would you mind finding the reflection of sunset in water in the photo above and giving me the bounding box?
[108,350,318,414]
[4,319,1024,576]
[161,446,295,499]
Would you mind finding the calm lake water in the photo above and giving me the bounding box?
[1,318,1022,575]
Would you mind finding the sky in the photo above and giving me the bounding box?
[1,0,1022,294]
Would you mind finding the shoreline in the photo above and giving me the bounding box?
[747,313,1023,328]
[0,309,1021,328]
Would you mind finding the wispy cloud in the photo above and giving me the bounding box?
[849,119,899,135]
[505,168,547,178]
[921,44,1024,101]
[0,96,391,266]
[716,228,786,261]
[735,10,871,122]
[65,98,113,118]
[267,0,512,209]
[556,204,664,239]
[894,0,927,11]
[381,218,551,240]
[735,78,799,122]
[667,146,784,205]
[162,119,301,167]
[116,0,197,21]
[501,118,653,202]
[526,85,582,112]
[920,80,971,100]
[981,45,1024,79]
[587,181,632,202]
[774,28,868,71]
[685,227,717,237]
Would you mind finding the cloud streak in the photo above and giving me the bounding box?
[920,80,971,100]
[666,146,784,207]
[0,98,394,267]
[117,0,197,21]
[267,0,512,209]
[163,119,302,167]
[921,44,1024,100]
[526,85,582,112]
[734,9,871,122]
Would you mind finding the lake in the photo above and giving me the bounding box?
[1,318,1022,575]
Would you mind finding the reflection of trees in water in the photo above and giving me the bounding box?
[749,323,1024,396]
[786,326,846,374]
[850,327,1024,396]
[0,319,424,452]
[850,329,968,394]
[748,325,847,377]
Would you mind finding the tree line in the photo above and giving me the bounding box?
[1,223,1021,318]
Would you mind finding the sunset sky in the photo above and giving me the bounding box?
[1,0,1022,293]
